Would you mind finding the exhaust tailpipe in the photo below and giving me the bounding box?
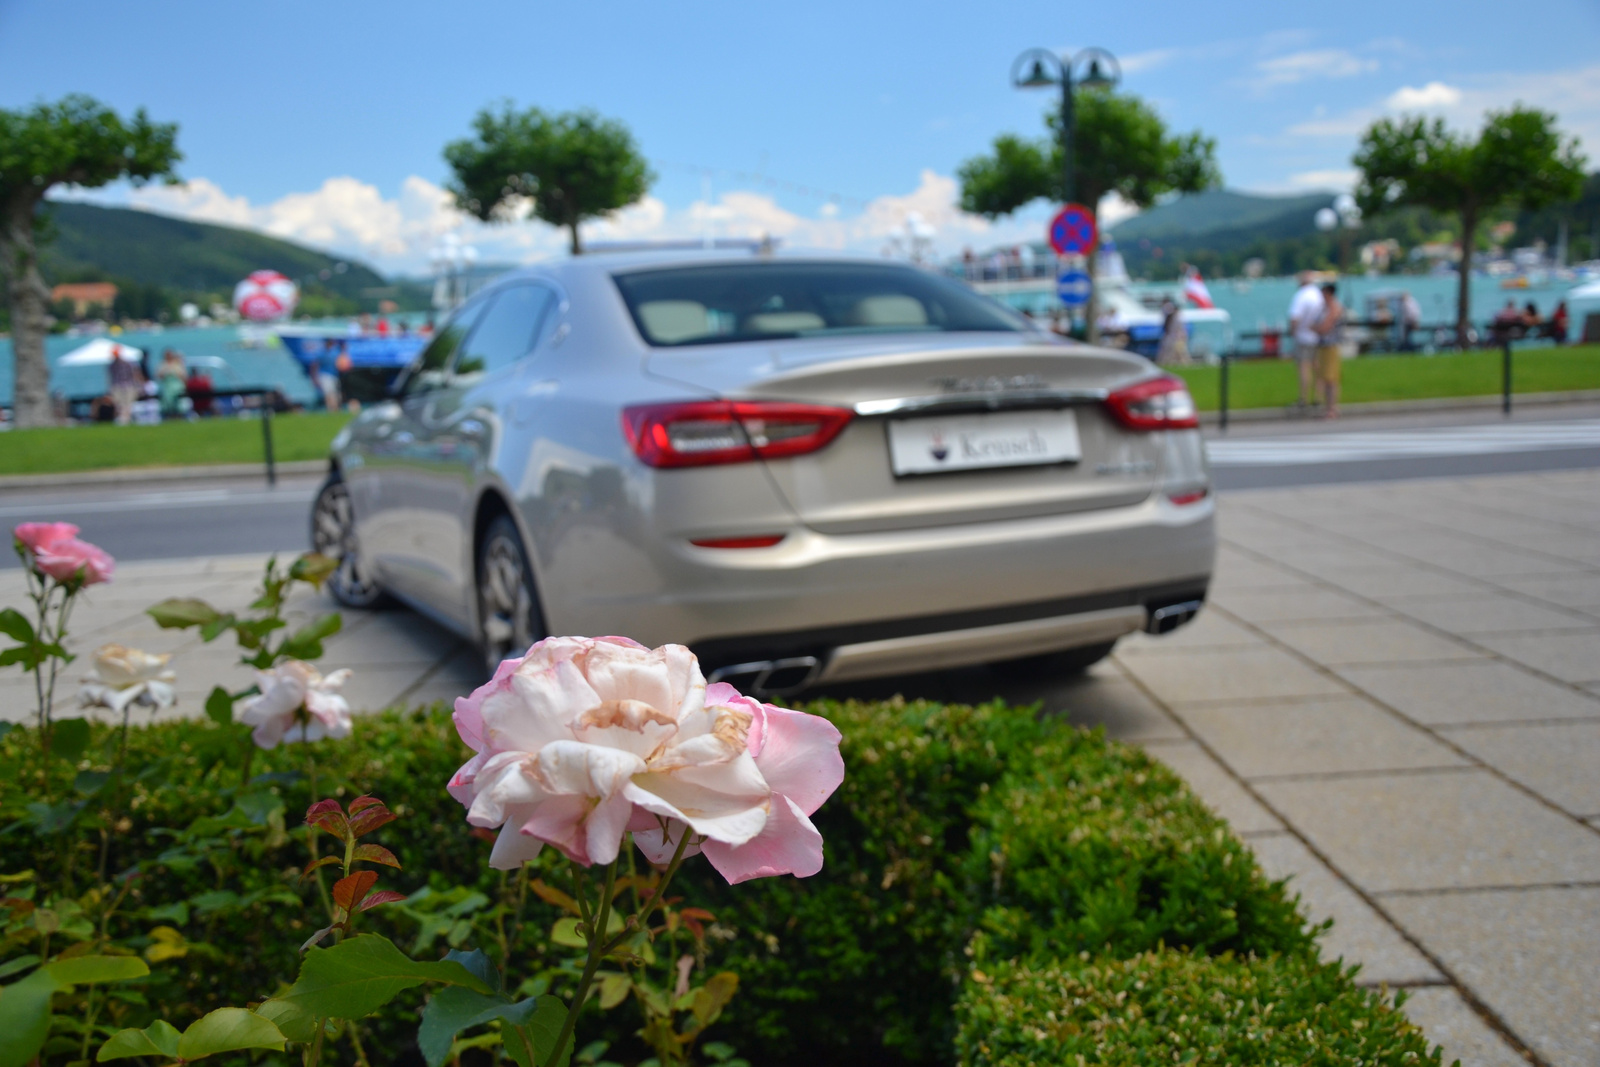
[707,656,823,698]
[1145,599,1204,635]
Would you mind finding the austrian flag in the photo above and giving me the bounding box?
[1183,269,1215,310]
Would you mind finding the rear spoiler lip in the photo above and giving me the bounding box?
[854,388,1110,417]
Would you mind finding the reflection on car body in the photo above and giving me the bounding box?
[311,251,1215,695]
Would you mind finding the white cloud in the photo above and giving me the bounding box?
[1286,169,1359,190]
[90,168,1097,274]
[1253,49,1379,89]
[1386,81,1462,110]
[1286,62,1600,152]
[1118,48,1181,75]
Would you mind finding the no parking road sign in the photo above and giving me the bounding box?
[1048,203,1098,256]
[1057,269,1091,307]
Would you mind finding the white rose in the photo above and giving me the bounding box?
[237,659,353,749]
[79,644,176,715]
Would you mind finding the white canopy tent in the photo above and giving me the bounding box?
[56,338,147,367]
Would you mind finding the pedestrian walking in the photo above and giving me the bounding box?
[1287,272,1325,410]
[107,346,142,425]
[1315,282,1344,420]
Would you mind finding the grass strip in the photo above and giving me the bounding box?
[1172,343,1600,411]
[0,412,351,475]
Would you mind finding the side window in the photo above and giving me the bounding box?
[452,285,556,384]
[403,299,488,397]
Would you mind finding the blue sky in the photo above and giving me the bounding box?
[3,0,1597,274]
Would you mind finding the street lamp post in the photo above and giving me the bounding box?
[1012,46,1120,341]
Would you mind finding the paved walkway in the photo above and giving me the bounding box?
[1115,467,1600,1067]
[5,468,1597,1066]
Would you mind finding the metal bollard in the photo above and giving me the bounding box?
[1502,339,1513,417]
[261,402,277,487]
[1219,353,1230,433]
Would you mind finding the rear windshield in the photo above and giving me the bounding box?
[613,262,1027,347]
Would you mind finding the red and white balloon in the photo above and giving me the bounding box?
[232,270,299,322]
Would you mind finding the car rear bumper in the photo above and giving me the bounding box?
[540,490,1214,681]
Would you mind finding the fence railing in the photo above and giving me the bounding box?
[1213,336,1523,431]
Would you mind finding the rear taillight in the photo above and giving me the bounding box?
[1104,377,1199,431]
[623,401,853,468]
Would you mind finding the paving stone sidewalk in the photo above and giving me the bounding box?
[1115,467,1600,1067]
[5,468,1597,1066]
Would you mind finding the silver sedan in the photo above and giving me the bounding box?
[312,253,1214,694]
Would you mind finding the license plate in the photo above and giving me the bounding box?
[887,409,1081,476]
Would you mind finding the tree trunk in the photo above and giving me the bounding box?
[1456,204,1476,350]
[3,196,54,428]
[568,218,582,256]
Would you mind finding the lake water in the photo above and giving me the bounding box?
[0,274,1592,408]
[0,324,321,409]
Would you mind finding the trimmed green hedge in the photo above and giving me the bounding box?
[1,696,1434,1065]
[954,953,1440,1066]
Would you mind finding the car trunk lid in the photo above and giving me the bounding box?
[645,334,1167,534]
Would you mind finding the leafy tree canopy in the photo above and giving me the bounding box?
[0,94,180,210]
[1,94,179,428]
[958,89,1220,219]
[444,103,653,255]
[1355,106,1585,220]
[1354,105,1585,342]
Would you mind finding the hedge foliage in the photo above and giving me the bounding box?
[1,695,1434,1065]
[953,953,1441,1066]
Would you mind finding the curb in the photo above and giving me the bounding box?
[1199,388,1600,426]
[0,460,328,491]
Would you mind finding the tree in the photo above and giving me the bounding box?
[958,89,1220,338]
[1354,106,1585,347]
[0,95,180,427]
[444,104,653,256]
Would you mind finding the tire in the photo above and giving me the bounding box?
[309,473,389,609]
[996,640,1117,680]
[477,514,546,674]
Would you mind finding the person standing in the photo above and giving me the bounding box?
[317,341,345,412]
[1287,272,1325,410]
[156,348,187,418]
[1156,298,1190,365]
[1314,282,1345,420]
[107,346,142,425]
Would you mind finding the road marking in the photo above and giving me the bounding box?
[0,488,316,519]
[1207,419,1600,466]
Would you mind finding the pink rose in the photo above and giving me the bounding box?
[634,685,844,884]
[15,522,80,554]
[14,522,114,586]
[448,636,776,872]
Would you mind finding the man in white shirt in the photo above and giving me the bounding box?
[1287,272,1326,409]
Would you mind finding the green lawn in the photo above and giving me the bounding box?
[1172,343,1600,412]
[0,411,351,475]
[5,346,1600,476]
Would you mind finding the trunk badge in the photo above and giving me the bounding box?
[930,374,1046,393]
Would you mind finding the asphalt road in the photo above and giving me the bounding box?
[0,473,320,567]
[4,407,1599,565]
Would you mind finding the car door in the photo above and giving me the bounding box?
[408,283,558,620]
[359,297,489,613]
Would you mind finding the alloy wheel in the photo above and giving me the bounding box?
[311,479,384,608]
[479,528,536,670]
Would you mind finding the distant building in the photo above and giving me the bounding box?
[50,282,118,318]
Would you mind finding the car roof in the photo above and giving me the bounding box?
[499,249,931,285]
